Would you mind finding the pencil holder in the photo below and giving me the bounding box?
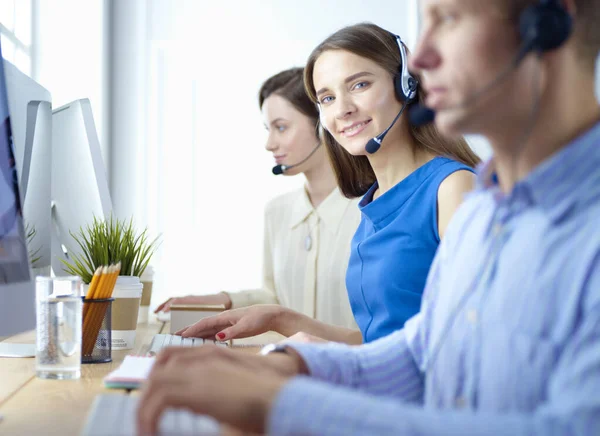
[82,298,114,364]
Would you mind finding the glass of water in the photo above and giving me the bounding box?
[35,276,83,380]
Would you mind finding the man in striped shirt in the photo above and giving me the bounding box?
[137,1,600,434]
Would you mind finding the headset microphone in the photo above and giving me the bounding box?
[272,142,322,175]
[365,34,418,154]
[408,105,436,128]
[271,165,285,175]
[409,0,572,128]
[365,99,410,154]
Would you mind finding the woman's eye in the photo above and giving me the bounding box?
[320,96,334,105]
[276,125,286,132]
[353,81,369,90]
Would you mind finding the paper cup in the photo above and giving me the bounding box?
[137,266,154,324]
[111,276,142,350]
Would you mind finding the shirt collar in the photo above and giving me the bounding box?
[289,186,352,232]
[476,121,600,223]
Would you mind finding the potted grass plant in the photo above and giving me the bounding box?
[61,215,159,283]
[61,215,161,350]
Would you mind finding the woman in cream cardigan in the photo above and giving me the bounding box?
[156,67,361,329]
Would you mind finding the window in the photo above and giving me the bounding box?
[0,0,33,76]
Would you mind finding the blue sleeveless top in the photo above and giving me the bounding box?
[347,157,474,342]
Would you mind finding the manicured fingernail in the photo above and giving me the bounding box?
[217,333,225,340]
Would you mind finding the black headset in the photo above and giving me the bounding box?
[364,34,419,154]
[518,0,573,61]
[392,34,418,103]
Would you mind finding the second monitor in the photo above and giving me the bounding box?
[51,98,112,276]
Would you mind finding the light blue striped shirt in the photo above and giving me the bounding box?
[269,122,600,435]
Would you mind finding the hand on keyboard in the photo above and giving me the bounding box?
[176,304,284,341]
[137,345,300,435]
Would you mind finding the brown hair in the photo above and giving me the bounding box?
[304,23,480,198]
[258,67,319,126]
[504,0,600,69]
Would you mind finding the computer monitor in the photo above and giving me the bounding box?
[51,99,112,276]
[0,43,36,338]
[3,60,52,274]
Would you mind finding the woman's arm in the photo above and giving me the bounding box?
[273,307,363,344]
[177,304,362,344]
[437,170,475,239]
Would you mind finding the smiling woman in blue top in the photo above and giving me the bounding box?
[178,23,480,344]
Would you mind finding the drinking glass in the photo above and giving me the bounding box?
[35,276,82,380]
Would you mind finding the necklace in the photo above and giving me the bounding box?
[304,216,319,251]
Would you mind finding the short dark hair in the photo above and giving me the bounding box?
[258,67,319,126]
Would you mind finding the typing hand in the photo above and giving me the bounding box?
[176,304,284,341]
[136,346,301,435]
[154,293,232,313]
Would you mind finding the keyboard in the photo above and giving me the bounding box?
[147,334,228,356]
[82,394,220,435]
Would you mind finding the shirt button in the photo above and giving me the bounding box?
[466,309,478,324]
[493,223,502,235]
[455,396,467,408]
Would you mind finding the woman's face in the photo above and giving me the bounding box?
[262,94,319,176]
[313,49,403,156]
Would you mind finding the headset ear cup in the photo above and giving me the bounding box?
[394,73,405,101]
[519,2,572,54]
[394,73,418,103]
[392,33,419,103]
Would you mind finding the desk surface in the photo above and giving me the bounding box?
[0,322,283,435]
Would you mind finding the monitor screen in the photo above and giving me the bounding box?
[3,59,52,273]
[0,65,30,284]
[0,39,35,337]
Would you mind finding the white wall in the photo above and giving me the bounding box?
[36,0,106,162]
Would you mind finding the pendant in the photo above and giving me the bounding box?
[304,235,312,251]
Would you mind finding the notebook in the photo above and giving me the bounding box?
[104,355,155,389]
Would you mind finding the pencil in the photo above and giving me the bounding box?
[102,262,120,298]
[84,264,122,356]
[82,266,109,354]
[86,267,103,299]
[82,267,103,326]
